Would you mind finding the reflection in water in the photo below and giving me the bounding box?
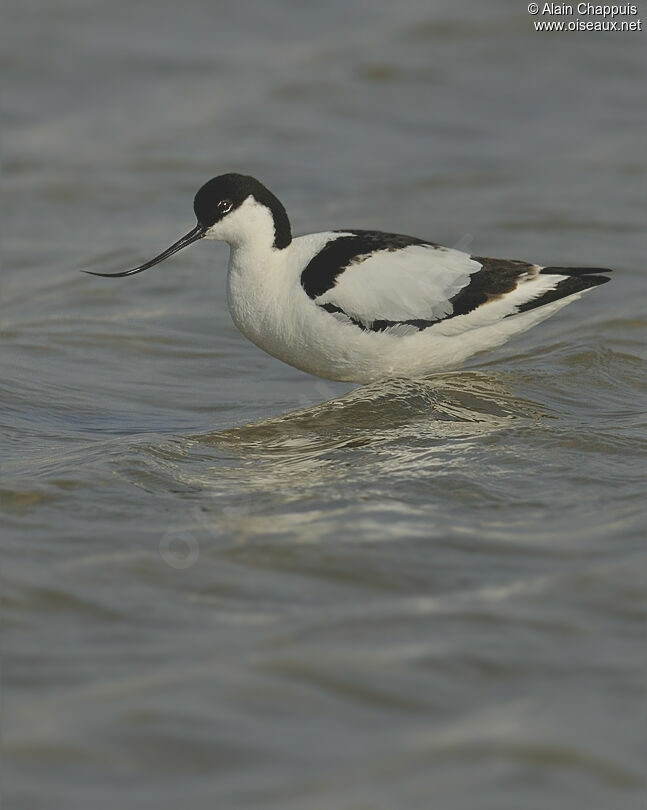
[142,371,549,546]
[198,371,544,454]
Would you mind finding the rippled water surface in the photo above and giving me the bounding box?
[2,1,646,808]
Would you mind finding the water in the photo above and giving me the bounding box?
[2,1,646,808]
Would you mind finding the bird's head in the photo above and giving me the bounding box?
[86,173,291,278]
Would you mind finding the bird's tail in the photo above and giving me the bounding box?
[515,266,612,314]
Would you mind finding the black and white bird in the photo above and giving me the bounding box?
[87,173,612,383]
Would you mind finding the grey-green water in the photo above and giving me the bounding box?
[2,1,646,808]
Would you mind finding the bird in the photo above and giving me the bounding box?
[86,173,612,383]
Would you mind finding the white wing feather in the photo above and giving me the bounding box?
[315,245,481,323]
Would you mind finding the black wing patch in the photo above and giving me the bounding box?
[300,230,434,299]
[449,257,535,316]
[320,303,438,333]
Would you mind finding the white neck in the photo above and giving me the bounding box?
[204,195,293,352]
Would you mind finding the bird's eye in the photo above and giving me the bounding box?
[218,199,233,214]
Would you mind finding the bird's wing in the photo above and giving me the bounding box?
[300,231,611,336]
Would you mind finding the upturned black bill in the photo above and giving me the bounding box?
[85,224,206,277]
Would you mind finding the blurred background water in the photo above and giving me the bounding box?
[2,1,646,808]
